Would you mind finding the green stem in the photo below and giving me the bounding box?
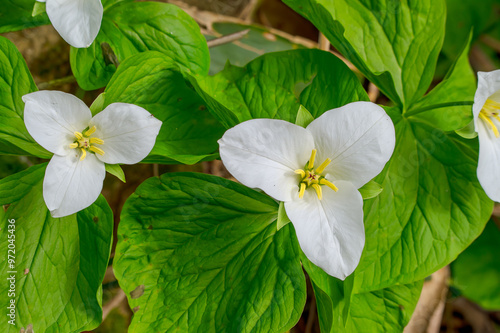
[404,101,474,118]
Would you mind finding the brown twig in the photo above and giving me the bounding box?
[368,83,380,103]
[102,289,127,321]
[318,33,330,51]
[206,29,250,48]
[404,266,450,333]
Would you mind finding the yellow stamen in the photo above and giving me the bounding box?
[320,178,338,192]
[299,183,306,198]
[69,142,78,149]
[84,126,96,136]
[74,131,83,140]
[307,149,317,169]
[484,99,500,109]
[315,158,332,174]
[89,146,105,156]
[479,112,500,137]
[80,148,87,161]
[295,169,305,178]
[312,184,322,200]
[89,137,104,145]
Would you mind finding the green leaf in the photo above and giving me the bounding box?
[407,32,475,131]
[283,0,446,109]
[0,0,49,33]
[277,201,291,230]
[71,1,209,90]
[302,254,422,332]
[0,37,50,158]
[0,164,113,332]
[354,118,493,293]
[190,49,368,128]
[114,172,306,333]
[295,105,314,128]
[90,93,106,116]
[105,164,125,183]
[451,220,500,310]
[358,180,383,200]
[207,22,308,75]
[456,120,477,139]
[442,0,496,62]
[103,51,225,164]
[31,2,46,17]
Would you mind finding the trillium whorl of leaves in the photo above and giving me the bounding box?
[218,101,396,279]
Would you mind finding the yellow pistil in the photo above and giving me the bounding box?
[480,99,500,138]
[295,149,338,200]
[69,126,105,160]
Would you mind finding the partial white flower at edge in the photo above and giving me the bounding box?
[36,0,103,48]
[473,70,500,202]
[23,91,162,218]
[218,102,396,279]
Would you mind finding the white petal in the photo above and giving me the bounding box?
[285,180,364,279]
[90,103,162,164]
[477,119,500,201]
[306,102,395,189]
[219,119,315,202]
[23,91,92,156]
[473,70,500,131]
[43,153,105,218]
[46,0,103,48]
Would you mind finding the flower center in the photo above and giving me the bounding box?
[480,99,500,137]
[295,149,338,200]
[69,126,105,161]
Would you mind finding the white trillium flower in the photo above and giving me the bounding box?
[37,0,103,48]
[473,70,500,202]
[23,91,162,218]
[218,102,396,279]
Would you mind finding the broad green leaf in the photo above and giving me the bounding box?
[442,0,496,61]
[190,49,368,128]
[0,164,113,333]
[302,254,422,333]
[283,0,446,109]
[451,220,500,310]
[71,1,209,90]
[0,37,50,158]
[0,0,49,33]
[114,172,306,333]
[355,117,492,292]
[358,180,383,200]
[407,33,475,131]
[105,164,125,183]
[207,22,307,75]
[103,51,225,164]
